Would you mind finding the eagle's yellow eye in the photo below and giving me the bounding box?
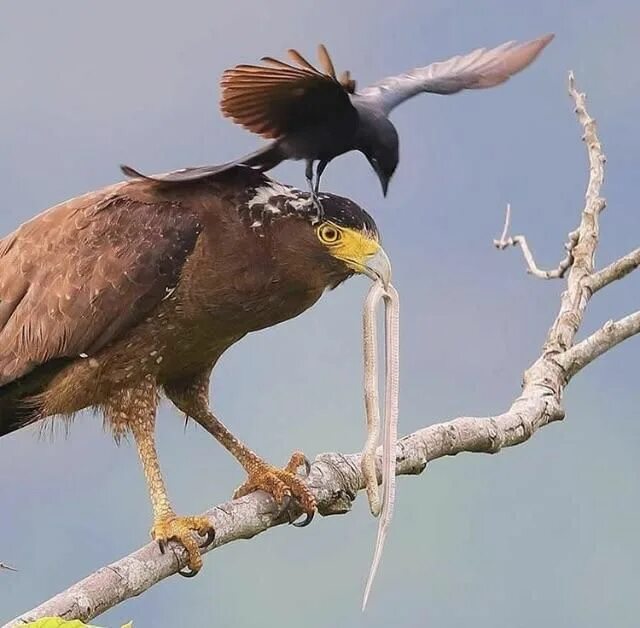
[317,223,342,245]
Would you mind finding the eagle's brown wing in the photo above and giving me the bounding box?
[220,44,356,139]
[0,184,202,386]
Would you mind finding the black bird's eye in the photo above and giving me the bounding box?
[317,223,342,245]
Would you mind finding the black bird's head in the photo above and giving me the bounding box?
[356,113,399,197]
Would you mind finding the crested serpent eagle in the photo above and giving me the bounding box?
[0,166,390,575]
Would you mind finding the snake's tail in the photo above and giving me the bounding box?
[362,283,400,611]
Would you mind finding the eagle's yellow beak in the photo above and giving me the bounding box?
[319,224,391,287]
[360,246,392,288]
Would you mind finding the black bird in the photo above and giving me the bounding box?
[122,34,553,197]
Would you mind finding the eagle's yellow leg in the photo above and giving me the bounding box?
[232,450,315,519]
[108,381,214,576]
[197,414,316,524]
[166,374,316,526]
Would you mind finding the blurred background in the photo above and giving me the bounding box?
[1,1,639,626]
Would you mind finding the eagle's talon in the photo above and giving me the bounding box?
[198,527,216,549]
[284,451,312,477]
[292,510,314,528]
[178,565,199,578]
[234,453,317,525]
[151,514,213,576]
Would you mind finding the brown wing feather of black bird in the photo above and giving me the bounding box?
[207,35,555,197]
[220,44,356,139]
[0,166,388,575]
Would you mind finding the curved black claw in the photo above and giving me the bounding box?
[292,510,315,528]
[178,565,199,578]
[198,527,216,549]
[300,456,312,477]
[158,539,166,554]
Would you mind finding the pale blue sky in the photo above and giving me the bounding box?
[1,1,639,626]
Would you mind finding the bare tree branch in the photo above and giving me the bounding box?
[493,203,578,279]
[494,71,606,288]
[588,247,640,292]
[4,72,639,628]
[4,392,565,627]
[559,310,640,377]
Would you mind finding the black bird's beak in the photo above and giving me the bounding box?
[370,160,390,197]
[380,176,389,197]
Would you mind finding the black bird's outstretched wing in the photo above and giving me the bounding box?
[220,45,357,139]
[356,34,554,115]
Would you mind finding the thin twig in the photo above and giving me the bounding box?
[0,563,17,572]
[493,203,577,279]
